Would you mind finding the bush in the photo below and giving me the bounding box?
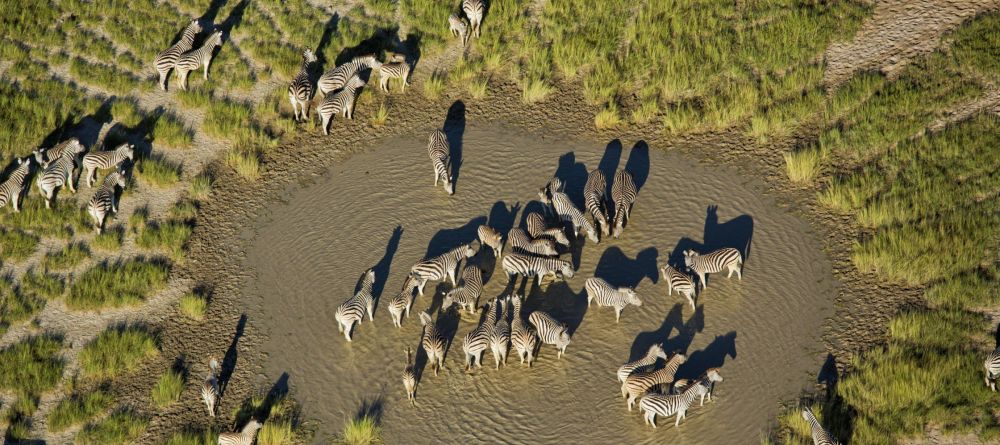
[75,410,148,445]
[0,335,64,396]
[178,292,207,320]
[48,390,114,432]
[0,229,39,263]
[67,259,170,310]
[79,326,159,380]
[151,368,185,408]
[41,242,90,271]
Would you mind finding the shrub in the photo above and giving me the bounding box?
[48,390,114,432]
[0,229,39,262]
[79,326,159,380]
[41,242,90,271]
[75,410,148,445]
[67,259,170,310]
[151,368,185,408]
[178,292,207,320]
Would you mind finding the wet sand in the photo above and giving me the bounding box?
[245,122,835,444]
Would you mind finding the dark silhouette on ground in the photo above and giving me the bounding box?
[677,331,737,380]
[314,13,341,70]
[624,140,650,192]
[216,0,250,36]
[355,394,385,425]
[443,101,466,189]
[220,313,247,397]
[423,216,485,259]
[370,225,403,311]
[594,246,659,288]
[629,304,705,362]
[703,205,754,262]
[597,139,623,183]
[522,280,588,336]
[552,152,589,209]
[818,352,839,400]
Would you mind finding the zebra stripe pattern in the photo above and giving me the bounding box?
[477,224,503,257]
[683,247,743,289]
[36,141,85,208]
[87,171,126,233]
[317,75,366,135]
[508,227,557,256]
[175,30,223,90]
[153,19,201,91]
[802,407,842,445]
[618,344,668,396]
[288,49,318,122]
[585,277,642,323]
[410,242,476,295]
[402,347,417,405]
[611,169,636,239]
[490,296,511,369]
[444,264,483,314]
[638,378,706,428]
[526,212,570,247]
[379,61,411,93]
[462,0,485,38]
[448,13,469,46]
[34,138,83,167]
[985,346,1000,391]
[544,187,599,243]
[387,276,418,328]
[82,143,133,187]
[334,269,376,341]
[217,420,262,445]
[502,252,575,285]
[427,130,454,195]
[624,352,687,410]
[419,310,447,376]
[662,264,696,310]
[510,294,537,367]
[317,55,381,96]
[202,357,220,418]
[0,157,32,212]
[528,310,570,359]
[584,169,610,239]
[463,300,496,370]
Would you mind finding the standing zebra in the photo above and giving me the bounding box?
[448,13,470,46]
[684,248,743,289]
[387,276,419,328]
[402,347,417,405]
[334,269,376,341]
[153,19,201,91]
[584,169,610,239]
[526,212,570,247]
[802,407,842,445]
[34,138,84,167]
[662,264,697,310]
[427,130,454,195]
[509,294,537,366]
[477,224,503,257]
[419,308,448,376]
[463,300,496,371]
[36,140,85,208]
[985,345,1000,391]
[379,61,411,93]
[541,186,599,243]
[490,296,511,369]
[617,344,668,396]
[82,142,133,187]
[317,55,381,96]
[638,378,709,428]
[624,352,687,410]
[462,0,485,38]
[175,30,223,90]
[217,419,262,445]
[202,357,220,418]
[585,277,642,323]
[508,227,558,256]
[611,169,636,239]
[410,242,476,296]
[0,157,32,212]
[288,49,318,122]
[502,252,575,285]
[87,171,126,233]
[317,75,366,135]
[444,264,483,314]
[528,310,571,359]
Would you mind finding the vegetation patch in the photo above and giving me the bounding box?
[0,276,46,334]
[41,242,90,271]
[136,155,182,187]
[92,225,125,251]
[178,291,208,320]
[19,268,65,300]
[75,410,148,445]
[160,430,218,445]
[67,259,169,310]
[0,335,64,396]
[136,220,193,260]
[151,368,185,408]
[0,229,39,263]
[48,389,114,432]
[79,325,159,380]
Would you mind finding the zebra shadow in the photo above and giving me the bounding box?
[443,100,466,191]
[480,200,520,282]
[335,26,398,66]
[628,303,704,362]
[437,304,462,371]
[552,151,589,210]
[196,0,229,29]
[818,352,839,401]
[624,140,650,193]
[314,13,341,73]
[594,246,659,288]
[369,225,403,314]
[516,200,549,230]
[703,204,754,266]
[675,330,737,381]
[220,313,247,397]
[423,215,485,259]
[215,0,250,38]
[522,279,588,336]
[597,139,623,185]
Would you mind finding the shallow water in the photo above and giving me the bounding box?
[245,123,835,444]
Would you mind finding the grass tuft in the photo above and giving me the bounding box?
[75,410,148,445]
[151,368,185,408]
[41,242,90,271]
[48,390,114,432]
[67,259,170,310]
[92,225,125,251]
[227,149,261,180]
[0,229,39,263]
[79,326,159,380]
[137,155,182,187]
[422,71,447,100]
[0,335,64,395]
[178,292,208,320]
[338,415,380,445]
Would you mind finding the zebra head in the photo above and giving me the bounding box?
[704,367,724,383]
[241,419,263,434]
[109,171,127,188]
[67,138,86,156]
[683,249,699,268]
[207,30,224,47]
[557,261,575,279]
[461,242,477,258]
[444,177,454,195]
[612,216,625,239]
[672,379,690,394]
[419,311,433,326]
[555,328,571,349]
[303,49,317,64]
[537,239,558,256]
[620,287,641,306]
[649,343,668,361]
[187,18,203,34]
[585,225,599,243]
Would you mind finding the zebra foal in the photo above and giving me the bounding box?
[985,345,1000,390]
[684,247,743,289]
[448,13,469,45]
[288,49,318,122]
[87,171,126,233]
[387,276,419,328]
[82,142,133,187]
[379,61,411,93]
[0,157,33,212]
[217,419,262,445]
[477,224,503,257]
[662,264,696,310]
[585,277,641,322]
[334,269,376,341]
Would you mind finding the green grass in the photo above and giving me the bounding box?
[151,368,185,408]
[92,225,125,251]
[188,174,212,200]
[593,103,622,129]
[259,419,295,445]
[0,335,64,396]
[521,78,552,104]
[41,242,90,271]
[48,390,114,432]
[67,259,170,310]
[422,71,447,100]
[369,103,389,127]
[178,292,208,320]
[75,410,148,445]
[339,415,380,445]
[227,149,262,180]
[69,57,144,94]
[137,155,182,187]
[950,12,1000,80]
[160,430,219,445]
[0,228,39,263]
[19,268,65,299]
[0,277,46,335]
[170,200,198,222]
[400,0,453,53]
[136,220,192,259]
[783,148,824,184]
[0,197,92,238]
[79,325,159,380]
[5,394,40,441]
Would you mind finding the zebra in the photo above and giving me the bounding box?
[585,277,642,323]
[502,252,575,285]
[662,264,696,310]
[175,29,223,91]
[202,357,220,418]
[410,242,477,296]
[317,55,381,96]
[985,345,1000,390]
[683,248,743,289]
[509,294,537,366]
[463,300,496,371]
[462,0,485,38]
[638,378,707,428]
[317,75,366,135]
[334,269,376,341]
[402,347,417,406]
[387,276,418,328]
[526,212,570,247]
[36,140,85,208]
[670,378,691,395]
[696,368,724,405]
[427,130,454,195]
[82,142,133,187]
[448,12,469,46]
[419,308,448,376]
[153,19,201,91]
[624,352,687,410]
[477,224,503,257]
[528,310,570,359]
[611,169,636,238]
[87,171,126,233]
[0,156,32,212]
[508,227,557,256]
[802,407,842,445]
[217,419,262,445]
[489,296,511,369]
[540,185,599,243]
[584,169,610,239]
[617,344,668,395]
[379,61,411,93]
[288,49,318,122]
[34,139,77,168]
[444,264,483,314]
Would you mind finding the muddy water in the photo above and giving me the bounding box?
[245,123,835,444]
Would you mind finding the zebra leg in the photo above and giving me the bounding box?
[67,172,76,193]
[402,71,409,92]
[675,410,685,427]
[203,58,210,80]
[614,306,623,323]
[12,192,20,212]
[685,292,695,311]
[380,77,389,92]
[627,394,636,411]
[367,303,374,322]
[158,70,168,91]
[179,69,190,91]
[322,115,332,135]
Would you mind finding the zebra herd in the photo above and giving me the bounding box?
[153,19,223,91]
